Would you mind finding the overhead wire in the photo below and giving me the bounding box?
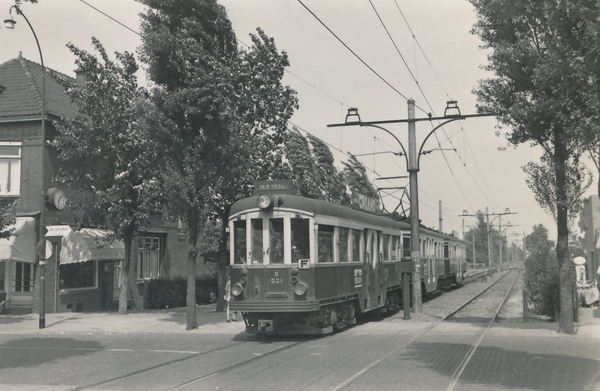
[296,0,430,116]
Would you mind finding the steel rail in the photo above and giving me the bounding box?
[332,269,518,391]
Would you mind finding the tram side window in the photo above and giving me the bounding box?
[391,236,398,261]
[269,218,285,264]
[318,225,334,263]
[443,243,449,258]
[402,236,411,258]
[234,220,246,264]
[251,219,263,264]
[383,235,390,262]
[338,227,349,262]
[291,218,310,263]
[351,229,361,262]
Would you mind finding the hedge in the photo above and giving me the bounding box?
[146,271,218,309]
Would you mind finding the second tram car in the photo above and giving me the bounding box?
[228,185,466,335]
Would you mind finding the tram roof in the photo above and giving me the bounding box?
[230,194,462,242]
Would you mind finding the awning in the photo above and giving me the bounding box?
[60,228,125,265]
[0,217,37,263]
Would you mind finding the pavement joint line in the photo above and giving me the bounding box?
[0,345,202,354]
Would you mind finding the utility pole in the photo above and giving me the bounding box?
[408,99,422,313]
[439,201,443,233]
[329,101,494,316]
[486,207,492,276]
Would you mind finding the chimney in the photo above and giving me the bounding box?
[74,68,87,87]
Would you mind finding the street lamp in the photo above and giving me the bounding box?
[4,0,47,329]
[329,100,494,314]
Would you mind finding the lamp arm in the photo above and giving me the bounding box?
[417,117,464,168]
[361,124,409,169]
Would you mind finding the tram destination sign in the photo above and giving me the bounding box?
[351,192,381,213]
[253,180,294,196]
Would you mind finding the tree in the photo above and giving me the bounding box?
[0,201,17,240]
[464,211,490,267]
[52,39,160,315]
[138,0,298,328]
[307,133,348,204]
[341,154,378,199]
[469,0,600,333]
[523,224,559,317]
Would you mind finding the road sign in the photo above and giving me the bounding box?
[45,225,72,237]
[36,239,53,260]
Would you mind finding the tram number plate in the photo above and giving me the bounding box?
[270,271,283,284]
[268,270,286,293]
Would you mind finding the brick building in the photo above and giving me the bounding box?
[579,195,600,284]
[0,54,207,314]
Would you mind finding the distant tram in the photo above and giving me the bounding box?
[228,182,466,335]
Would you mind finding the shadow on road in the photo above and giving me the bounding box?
[0,337,104,369]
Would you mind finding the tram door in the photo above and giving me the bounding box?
[364,229,384,310]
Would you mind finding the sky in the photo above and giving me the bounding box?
[1,0,596,249]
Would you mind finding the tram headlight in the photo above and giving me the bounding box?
[294,282,308,296]
[257,194,273,209]
[231,283,244,297]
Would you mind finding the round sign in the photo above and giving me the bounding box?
[573,256,586,265]
[36,239,53,260]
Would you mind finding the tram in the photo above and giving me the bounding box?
[228,181,467,335]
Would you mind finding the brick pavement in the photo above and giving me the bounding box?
[0,271,599,390]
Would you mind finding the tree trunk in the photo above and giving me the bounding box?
[186,218,199,330]
[554,137,575,334]
[216,217,228,313]
[118,233,134,315]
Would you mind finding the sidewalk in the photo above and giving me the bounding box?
[0,304,246,334]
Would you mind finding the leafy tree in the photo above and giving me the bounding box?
[138,0,298,328]
[469,0,600,333]
[523,224,559,317]
[282,128,321,199]
[307,133,348,204]
[342,154,378,199]
[52,39,160,315]
[0,202,17,240]
[464,211,490,267]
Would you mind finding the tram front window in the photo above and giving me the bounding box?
[251,219,263,264]
[291,218,309,263]
[234,220,246,264]
[269,218,284,264]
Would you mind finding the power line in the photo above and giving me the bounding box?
[79,0,141,37]
[296,0,430,116]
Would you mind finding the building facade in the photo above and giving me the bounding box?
[579,195,600,285]
[0,55,209,314]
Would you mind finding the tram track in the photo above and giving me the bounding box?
[71,270,519,391]
[333,269,520,391]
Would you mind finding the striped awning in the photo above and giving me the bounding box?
[60,228,124,264]
[0,217,36,263]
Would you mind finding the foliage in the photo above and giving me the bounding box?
[52,38,160,315]
[468,0,600,334]
[341,154,378,199]
[0,201,17,240]
[307,133,349,204]
[523,225,559,316]
[523,153,592,224]
[464,211,492,266]
[146,272,218,309]
[138,0,298,329]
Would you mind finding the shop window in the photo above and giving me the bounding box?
[291,218,309,263]
[60,261,96,290]
[269,218,284,264]
[15,262,33,292]
[138,236,160,280]
[0,142,21,196]
[318,225,334,263]
[233,220,246,264]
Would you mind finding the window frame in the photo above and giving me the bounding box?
[0,142,21,197]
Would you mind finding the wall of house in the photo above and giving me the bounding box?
[580,196,600,284]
